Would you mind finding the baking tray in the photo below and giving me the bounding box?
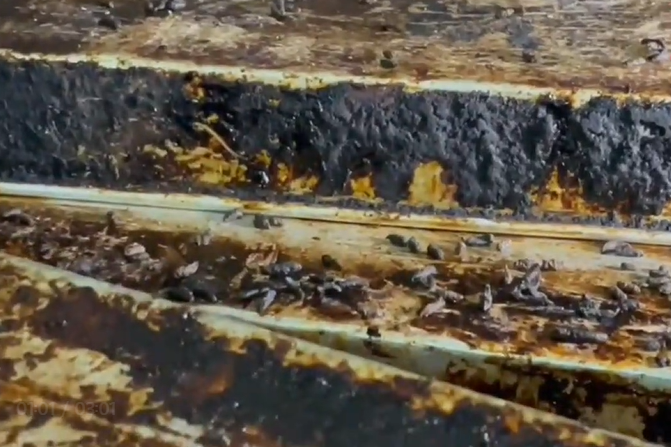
[3,0,671,226]
[0,251,657,447]
[1,190,670,443]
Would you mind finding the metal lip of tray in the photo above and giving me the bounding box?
[3,0,670,96]
[1,184,671,444]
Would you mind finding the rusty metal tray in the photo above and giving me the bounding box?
[4,0,671,229]
[1,186,670,444]
[4,0,671,443]
[0,250,657,447]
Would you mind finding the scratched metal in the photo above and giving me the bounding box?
[0,252,656,447]
[2,0,671,95]
[2,194,671,442]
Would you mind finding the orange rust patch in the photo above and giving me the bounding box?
[173,146,249,186]
[287,174,319,194]
[531,170,605,215]
[407,162,457,208]
[350,175,377,200]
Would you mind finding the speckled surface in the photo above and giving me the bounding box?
[3,0,671,93]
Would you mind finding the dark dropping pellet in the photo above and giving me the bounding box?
[427,244,445,260]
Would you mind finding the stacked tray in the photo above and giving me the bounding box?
[6,250,643,446]
[0,190,667,446]
[4,0,671,444]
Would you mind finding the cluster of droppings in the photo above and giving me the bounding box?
[386,232,514,264]
[1,205,670,369]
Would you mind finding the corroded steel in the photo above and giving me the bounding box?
[0,252,655,447]
[4,0,671,443]
[0,196,671,443]
[1,0,669,92]
[4,0,671,223]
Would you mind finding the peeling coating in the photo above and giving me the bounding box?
[0,252,654,447]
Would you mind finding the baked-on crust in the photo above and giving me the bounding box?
[3,0,671,224]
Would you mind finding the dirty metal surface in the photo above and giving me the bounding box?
[3,196,671,442]
[8,184,671,248]
[2,0,671,93]
[0,252,656,447]
[5,0,671,224]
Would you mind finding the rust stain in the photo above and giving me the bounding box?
[5,0,671,95]
[531,170,604,215]
[172,146,249,186]
[287,174,319,194]
[128,134,663,224]
[407,162,457,207]
[0,197,671,442]
[350,175,377,201]
[441,356,669,442]
[0,198,670,371]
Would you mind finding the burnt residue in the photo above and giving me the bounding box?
[567,98,671,215]
[0,59,193,187]
[0,269,637,447]
[442,357,671,444]
[5,59,671,225]
[191,78,562,209]
[1,58,555,208]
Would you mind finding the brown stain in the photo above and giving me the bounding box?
[441,356,671,442]
[0,199,670,372]
[0,325,175,444]
[4,198,671,442]
[407,162,457,208]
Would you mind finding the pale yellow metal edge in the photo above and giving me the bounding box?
[195,305,671,390]
[3,182,671,247]
[0,49,622,106]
